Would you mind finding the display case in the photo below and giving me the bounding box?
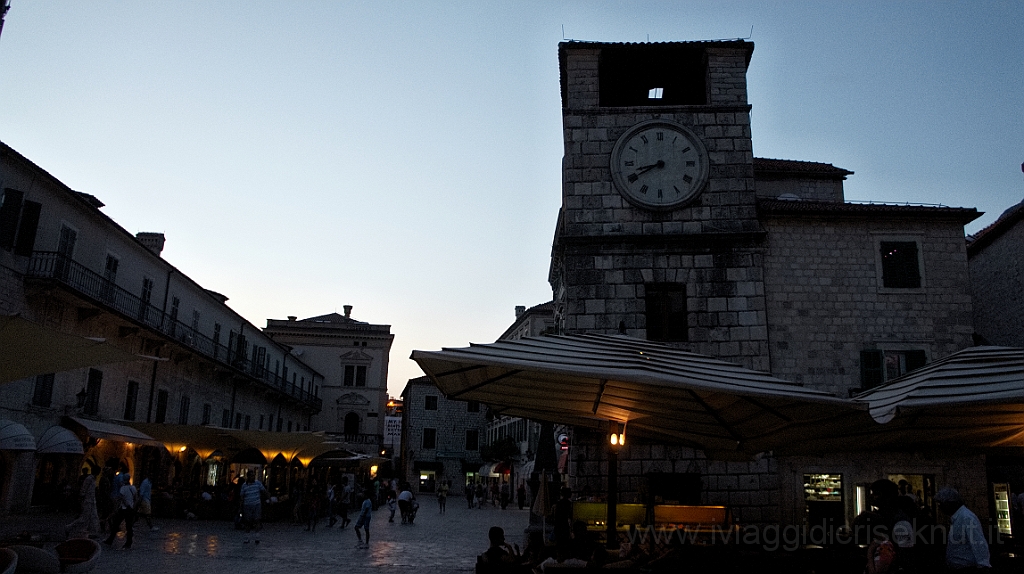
[993,483,1012,536]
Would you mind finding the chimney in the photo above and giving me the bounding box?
[287,316,297,321]
[343,305,352,318]
[136,232,165,256]
[515,305,526,318]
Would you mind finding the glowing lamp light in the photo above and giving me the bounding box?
[179,446,188,452]
[608,421,627,451]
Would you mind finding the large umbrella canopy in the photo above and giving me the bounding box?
[843,346,1024,449]
[0,315,156,383]
[412,334,861,457]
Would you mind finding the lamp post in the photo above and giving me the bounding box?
[606,421,625,549]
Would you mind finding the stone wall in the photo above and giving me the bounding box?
[762,215,974,395]
[969,210,1024,347]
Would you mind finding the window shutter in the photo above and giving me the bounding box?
[860,350,885,389]
[13,200,41,256]
[0,188,24,248]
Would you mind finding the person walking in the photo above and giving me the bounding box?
[437,480,449,514]
[466,482,475,509]
[138,475,157,531]
[103,472,139,549]
[339,477,353,528]
[239,470,269,544]
[66,468,101,537]
[517,483,527,510]
[397,485,414,524]
[326,479,338,527]
[354,492,372,549]
[500,482,510,510]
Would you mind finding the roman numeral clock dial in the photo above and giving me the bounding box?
[609,120,710,210]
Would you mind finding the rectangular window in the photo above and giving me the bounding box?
[268,414,274,432]
[277,417,283,432]
[244,415,251,430]
[465,429,479,451]
[222,409,230,428]
[343,365,368,387]
[287,420,293,432]
[57,224,77,259]
[155,389,169,423]
[880,241,921,289]
[235,413,242,429]
[84,369,102,415]
[178,395,190,425]
[202,403,212,425]
[425,395,438,410]
[860,349,927,390]
[645,283,688,342]
[32,373,54,407]
[422,428,437,449]
[467,400,480,413]
[259,415,264,430]
[124,380,139,420]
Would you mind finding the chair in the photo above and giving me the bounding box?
[0,548,17,574]
[54,539,100,574]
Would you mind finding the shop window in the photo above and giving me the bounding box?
[645,283,688,342]
[879,240,922,289]
[422,428,437,449]
[32,373,54,407]
[804,473,844,540]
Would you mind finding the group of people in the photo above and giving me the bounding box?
[66,465,157,550]
[465,480,528,510]
[854,479,990,573]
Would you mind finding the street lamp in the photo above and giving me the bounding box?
[605,420,626,549]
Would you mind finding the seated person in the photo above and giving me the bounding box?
[478,526,528,573]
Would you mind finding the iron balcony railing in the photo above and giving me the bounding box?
[325,433,384,446]
[27,251,322,411]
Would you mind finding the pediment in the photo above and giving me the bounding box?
[336,392,371,406]
[339,350,373,363]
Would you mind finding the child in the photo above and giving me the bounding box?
[386,491,397,523]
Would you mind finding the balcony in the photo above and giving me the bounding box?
[26,252,322,411]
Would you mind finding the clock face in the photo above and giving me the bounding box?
[609,120,709,210]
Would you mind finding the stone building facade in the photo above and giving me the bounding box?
[548,40,987,529]
[264,309,393,454]
[400,376,488,493]
[968,198,1024,347]
[0,141,323,513]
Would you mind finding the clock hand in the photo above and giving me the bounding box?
[633,160,665,175]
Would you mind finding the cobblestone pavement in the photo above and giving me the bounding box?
[1,499,531,573]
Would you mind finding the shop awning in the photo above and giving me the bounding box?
[64,416,163,447]
[0,315,158,384]
[412,334,861,458]
[36,426,83,454]
[125,423,249,459]
[223,429,337,467]
[0,419,36,451]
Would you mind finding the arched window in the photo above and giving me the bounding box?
[344,413,360,439]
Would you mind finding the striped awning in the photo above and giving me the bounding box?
[412,334,861,457]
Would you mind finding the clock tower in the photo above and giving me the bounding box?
[550,40,770,371]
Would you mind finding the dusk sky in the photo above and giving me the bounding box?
[1,1,1021,398]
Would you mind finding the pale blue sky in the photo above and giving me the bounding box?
[2,1,1021,397]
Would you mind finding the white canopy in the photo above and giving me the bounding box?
[0,419,36,451]
[412,334,862,457]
